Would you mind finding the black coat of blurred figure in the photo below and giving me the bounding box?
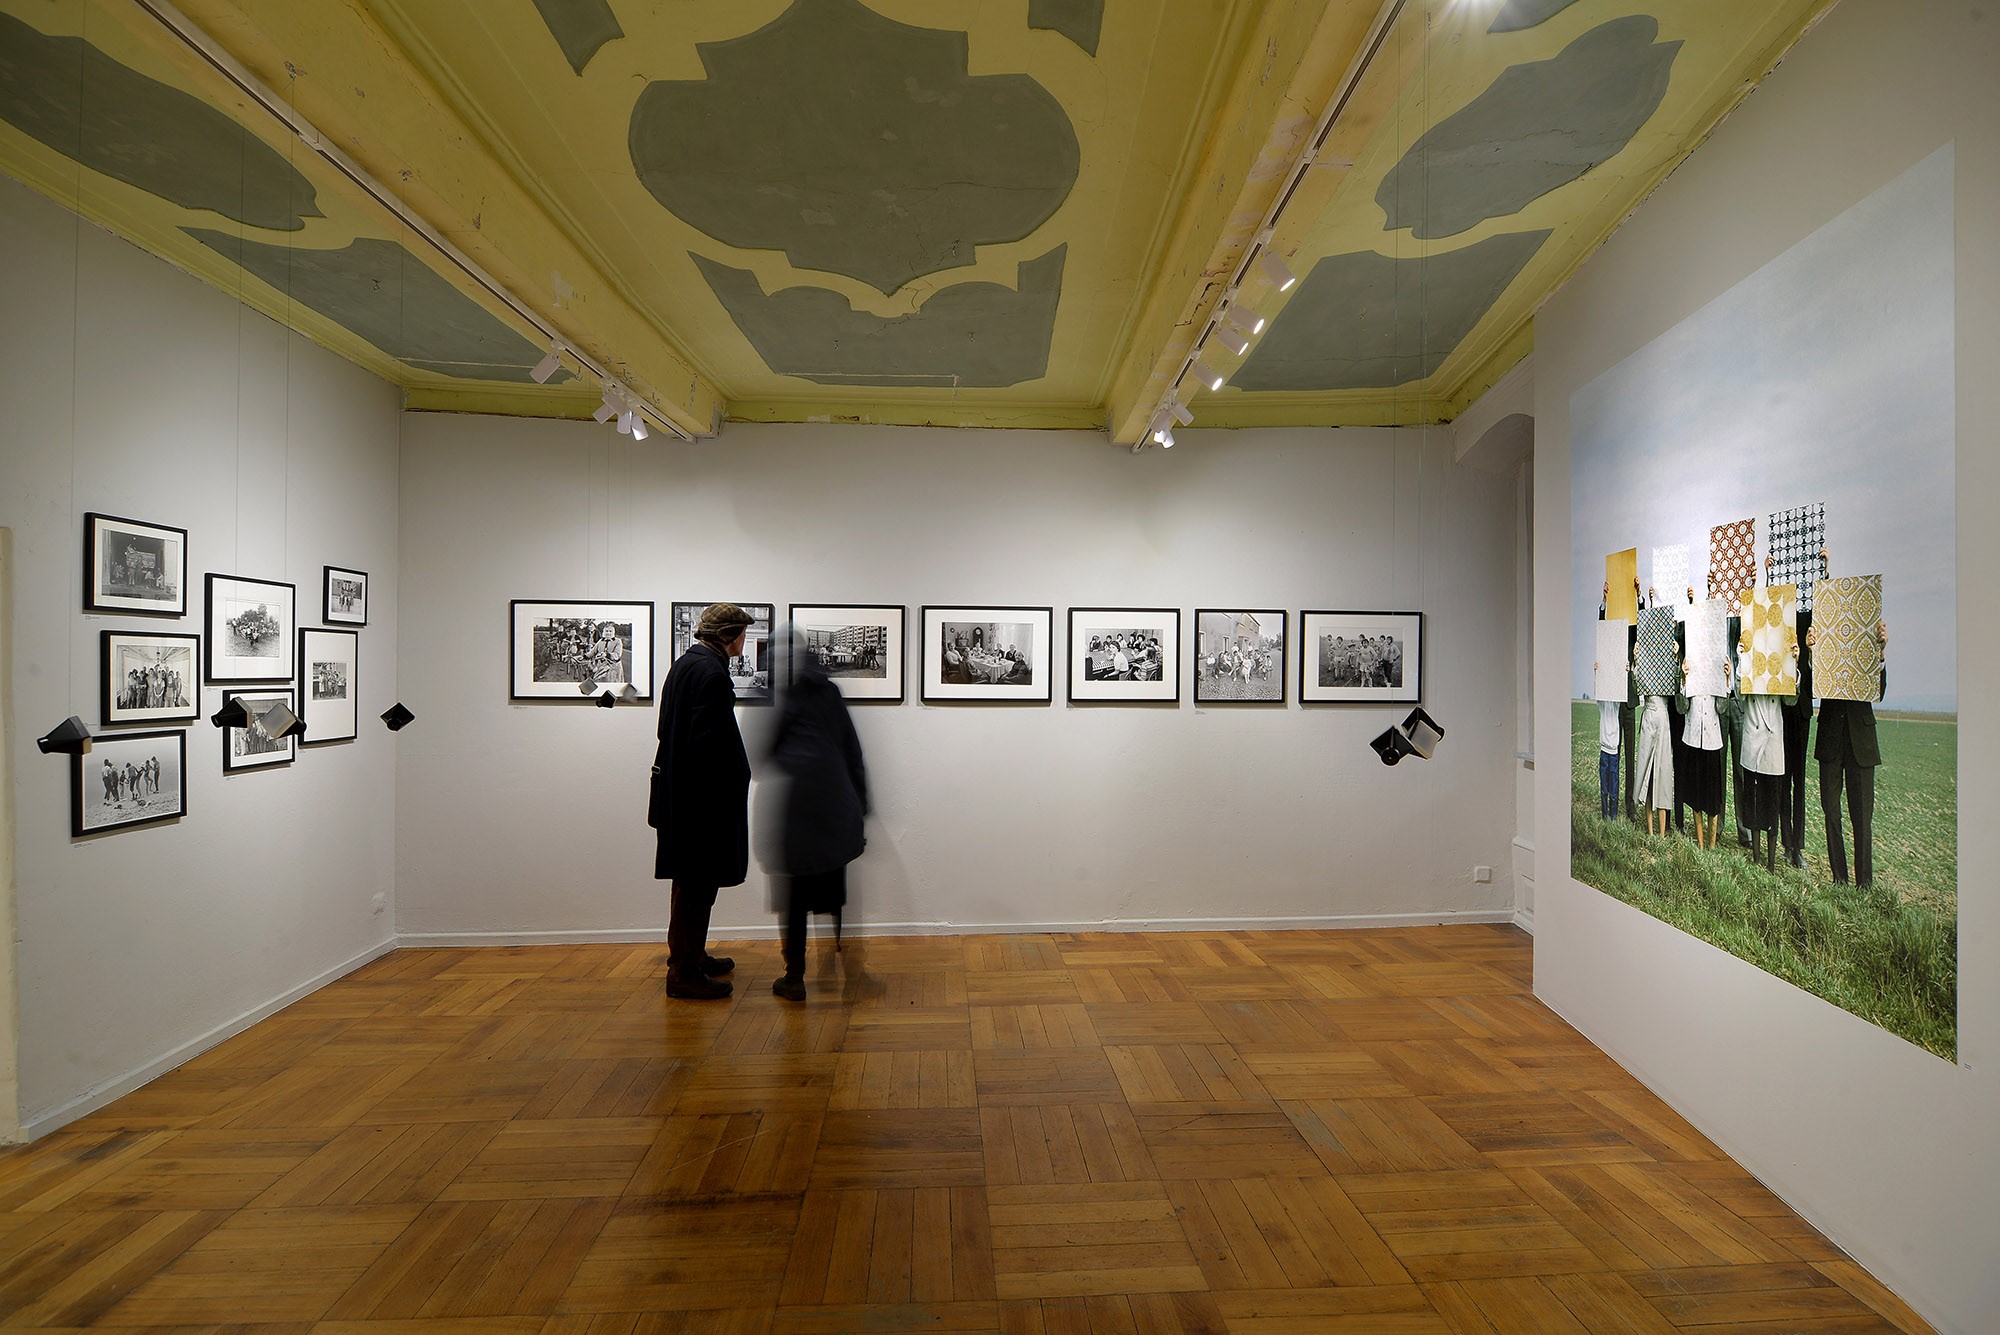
[762,633,868,999]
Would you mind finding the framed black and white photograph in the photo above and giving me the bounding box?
[788,603,906,702]
[1067,608,1180,704]
[509,599,655,702]
[84,512,186,616]
[1192,609,1287,704]
[323,565,369,625]
[205,574,296,684]
[671,601,775,705]
[73,728,186,836]
[222,688,297,772]
[1301,610,1424,704]
[100,630,199,727]
[921,605,1052,703]
[299,628,359,743]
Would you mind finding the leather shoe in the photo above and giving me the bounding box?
[703,954,735,976]
[772,974,806,1002]
[666,972,732,1000]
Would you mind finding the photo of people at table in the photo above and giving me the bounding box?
[939,621,1035,686]
[1080,628,1162,682]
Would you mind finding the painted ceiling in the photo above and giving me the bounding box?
[0,0,1834,441]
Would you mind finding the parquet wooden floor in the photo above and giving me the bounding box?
[0,925,1934,1333]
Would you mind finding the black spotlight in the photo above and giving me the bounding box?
[37,715,92,756]
[210,697,252,729]
[260,702,308,740]
[381,702,416,731]
[595,689,617,709]
[1370,706,1445,767]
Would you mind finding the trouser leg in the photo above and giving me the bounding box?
[779,879,807,979]
[1852,764,1876,887]
[1780,709,1809,858]
[668,882,719,975]
[1621,705,1636,819]
[1819,759,1848,884]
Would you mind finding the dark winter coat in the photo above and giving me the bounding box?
[650,643,751,885]
[761,656,868,879]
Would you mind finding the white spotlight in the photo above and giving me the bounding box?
[1159,426,1175,449]
[1169,399,1193,426]
[1149,411,1173,446]
[1259,251,1298,292]
[616,409,634,435]
[530,342,563,384]
[593,384,618,422]
[1225,304,1265,336]
[1216,327,1249,357]
[1193,358,1227,391]
[631,416,650,441]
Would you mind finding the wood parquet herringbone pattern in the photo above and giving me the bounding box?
[0,926,1934,1333]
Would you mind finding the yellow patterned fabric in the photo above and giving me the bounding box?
[1738,584,1799,696]
[1815,575,1884,703]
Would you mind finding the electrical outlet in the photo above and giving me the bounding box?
[1473,866,1494,884]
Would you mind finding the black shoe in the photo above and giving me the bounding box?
[1786,849,1804,869]
[703,954,735,977]
[666,972,732,1000]
[772,974,806,1002]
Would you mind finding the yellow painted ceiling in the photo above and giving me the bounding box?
[0,0,1835,441]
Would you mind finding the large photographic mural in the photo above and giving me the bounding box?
[1568,148,1958,1059]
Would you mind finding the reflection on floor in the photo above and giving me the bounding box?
[0,925,1933,1332]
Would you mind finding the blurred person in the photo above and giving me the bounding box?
[650,602,755,1000]
[760,628,869,1002]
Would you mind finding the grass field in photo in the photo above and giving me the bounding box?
[1570,701,1957,1060]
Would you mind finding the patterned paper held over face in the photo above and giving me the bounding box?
[1636,606,1681,696]
[1652,543,1690,620]
[1740,584,1800,696]
[1594,621,1629,703]
[1685,600,1729,698]
[1605,548,1639,622]
[1709,518,1757,618]
[1767,502,1826,612]
[1814,575,1884,703]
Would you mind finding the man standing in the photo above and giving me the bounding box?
[1811,620,1887,889]
[650,603,755,1000]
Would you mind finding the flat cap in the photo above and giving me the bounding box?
[696,602,755,637]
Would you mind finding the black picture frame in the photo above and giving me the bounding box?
[221,687,298,772]
[83,511,187,617]
[670,601,776,706]
[1191,609,1288,704]
[509,599,656,702]
[323,565,369,626]
[787,602,907,703]
[1066,607,1181,704]
[920,605,1054,703]
[1299,609,1424,704]
[72,728,187,836]
[205,573,297,684]
[299,627,360,744]
[100,629,201,727]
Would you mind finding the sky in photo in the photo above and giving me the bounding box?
[1570,147,1956,713]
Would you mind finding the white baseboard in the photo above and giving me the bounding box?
[19,936,397,1141]
[399,909,1519,948]
[1513,905,1536,934]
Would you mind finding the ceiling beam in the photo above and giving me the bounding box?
[1100,0,1394,446]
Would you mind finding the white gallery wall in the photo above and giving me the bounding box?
[396,415,1520,941]
[1531,0,1998,1330]
[0,176,403,1134]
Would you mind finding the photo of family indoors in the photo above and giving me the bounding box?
[1080,629,1162,682]
[940,622,1034,686]
[1195,610,1283,702]
[532,617,632,687]
[801,622,886,679]
[309,658,349,700]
